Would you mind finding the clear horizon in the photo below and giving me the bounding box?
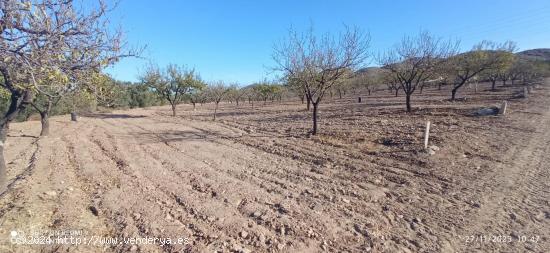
[104,0,550,84]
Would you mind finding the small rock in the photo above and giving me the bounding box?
[67,187,74,191]
[252,211,262,218]
[321,240,328,250]
[427,149,436,155]
[89,206,99,216]
[473,107,499,116]
[342,198,350,204]
[429,145,440,151]
[258,234,266,244]
[534,211,545,221]
[240,230,248,239]
[307,228,315,237]
[277,243,285,250]
[279,226,286,236]
[45,191,57,196]
[130,245,138,252]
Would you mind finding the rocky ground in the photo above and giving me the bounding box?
[0,81,549,252]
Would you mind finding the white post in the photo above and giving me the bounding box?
[424,121,431,149]
[500,101,508,115]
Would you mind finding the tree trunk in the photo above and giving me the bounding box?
[312,102,319,135]
[70,94,78,121]
[502,80,507,86]
[300,95,304,104]
[40,112,50,137]
[192,102,196,111]
[0,90,33,192]
[338,89,342,99]
[395,88,399,97]
[451,81,467,101]
[491,80,497,91]
[306,97,311,111]
[171,104,177,116]
[368,89,371,95]
[405,94,412,112]
[0,124,9,193]
[236,99,239,106]
[213,102,219,120]
[39,99,53,137]
[420,85,424,94]
[451,88,458,101]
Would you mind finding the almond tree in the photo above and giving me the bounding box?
[507,58,536,85]
[273,25,370,135]
[0,0,134,191]
[188,83,207,110]
[286,75,310,110]
[481,50,516,91]
[206,81,231,120]
[226,84,248,106]
[378,31,456,112]
[446,41,516,100]
[233,87,249,106]
[141,64,203,117]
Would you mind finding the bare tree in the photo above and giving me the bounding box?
[206,81,231,120]
[353,68,384,96]
[446,41,516,100]
[273,25,370,135]
[378,31,456,112]
[286,75,310,110]
[226,84,249,106]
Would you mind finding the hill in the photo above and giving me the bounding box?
[517,48,550,62]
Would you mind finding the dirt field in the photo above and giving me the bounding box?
[0,81,549,252]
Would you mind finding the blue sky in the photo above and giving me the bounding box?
[104,0,550,84]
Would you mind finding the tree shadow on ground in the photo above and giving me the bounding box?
[82,113,146,119]
[7,134,38,139]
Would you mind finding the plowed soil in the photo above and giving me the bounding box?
[1,82,549,252]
